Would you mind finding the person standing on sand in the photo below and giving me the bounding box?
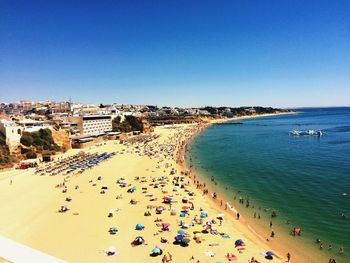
[237,212,240,220]
[287,252,291,262]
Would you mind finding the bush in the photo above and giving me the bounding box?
[19,128,62,158]
[21,147,31,154]
[26,150,37,159]
[20,133,33,146]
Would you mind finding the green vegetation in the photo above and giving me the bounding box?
[0,133,13,167]
[112,115,148,132]
[20,129,61,152]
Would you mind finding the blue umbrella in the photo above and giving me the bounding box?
[175,235,184,241]
[235,239,243,246]
[151,248,160,254]
[266,251,274,256]
[135,224,143,230]
[177,230,185,235]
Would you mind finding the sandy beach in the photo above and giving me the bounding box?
[0,116,301,263]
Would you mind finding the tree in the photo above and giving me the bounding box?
[20,133,33,146]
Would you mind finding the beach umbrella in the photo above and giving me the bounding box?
[182,238,190,244]
[177,230,185,235]
[175,235,184,241]
[182,206,190,210]
[204,225,211,230]
[108,246,116,253]
[192,225,202,233]
[151,248,160,254]
[180,212,186,217]
[266,251,274,256]
[217,213,224,219]
[235,239,243,246]
[134,236,144,243]
[135,224,143,230]
[194,233,201,238]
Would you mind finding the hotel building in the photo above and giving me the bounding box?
[68,115,113,136]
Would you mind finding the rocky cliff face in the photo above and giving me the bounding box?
[141,118,154,134]
[51,128,71,151]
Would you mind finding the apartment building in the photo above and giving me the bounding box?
[68,115,113,136]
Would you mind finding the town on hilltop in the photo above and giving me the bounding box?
[0,100,289,169]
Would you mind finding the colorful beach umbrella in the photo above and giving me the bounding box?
[151,248,160,254]
[192,225,202,233]
[175,235,184,241]
[177,230,185,235]
[135,224,143,230]
[182,238,190,244]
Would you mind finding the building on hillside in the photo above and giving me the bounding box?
[18,100,33,111]
[68,115,113,136]
[17,119,52,133]
[0,120,24,152]
[50,102,71,114]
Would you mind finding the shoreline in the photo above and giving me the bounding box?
[0,110,317,263]
[175,111,325,263]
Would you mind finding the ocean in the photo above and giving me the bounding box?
[186,107,350,262]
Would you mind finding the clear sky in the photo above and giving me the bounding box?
[1,1,349,107]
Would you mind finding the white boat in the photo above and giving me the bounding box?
[289,130,322,136]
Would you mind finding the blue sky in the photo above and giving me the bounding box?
[1,1,349,107]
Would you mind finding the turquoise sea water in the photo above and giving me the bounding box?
[187,108,350,262]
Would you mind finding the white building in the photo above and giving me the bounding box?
[0,120,24,152]
[68,115,113,136]
[18,119,52,133]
